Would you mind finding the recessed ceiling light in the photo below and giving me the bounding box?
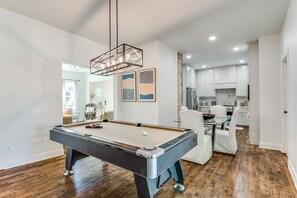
[186,55,192,59]
[240,60,245,63]
[209,36,217,41]
[202,65,207,68]
[233,47,240,51]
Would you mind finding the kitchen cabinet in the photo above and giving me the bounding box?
[236,82,248,96]
[236,65,249,97]
[205,83,215,96]
[236,65,249,82]
[197,70,206,84]
[199,106,210,114]
[187,67,196,88]
[197,69,215,97]
[237,107,249,126]
[205,69,214,83]
[197,84,206,97]
[214,66,236,84]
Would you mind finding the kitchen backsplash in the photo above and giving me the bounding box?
[216,89,236,105]
[199,89,248,106]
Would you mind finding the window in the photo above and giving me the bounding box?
[63,80,77,112]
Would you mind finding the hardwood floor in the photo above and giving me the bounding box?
[1,128,296,198]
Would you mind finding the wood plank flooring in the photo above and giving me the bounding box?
[1,128,296,198]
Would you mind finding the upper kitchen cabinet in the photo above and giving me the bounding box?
[205,69,214,83]
[214,66,236,84]
[197,69,215,97]
[186,66,196,88]
[197,70,206,85]
[236,65,249,96]
[236,65,249,82]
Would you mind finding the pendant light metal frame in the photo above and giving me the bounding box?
[90,0,143,76]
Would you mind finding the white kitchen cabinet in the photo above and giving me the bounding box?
[197,69,215,97]
[237,108,249,126]
[214,66,236,84]
[205,69,214,83]
[197,84,206,97]
[236,65,249,97]
[186,67,196,88]
[205,83,215,97]
[197,70,206,85]
[236,82,248,97]
[199,107,210,114]
[236,65,249,82]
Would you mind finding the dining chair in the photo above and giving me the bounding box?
[210,105,227,118]
[84,103,96,120]
[180,110,213,165]
[180,106,188,112]
[214,107,240,155]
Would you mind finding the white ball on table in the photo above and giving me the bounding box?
[143,131,148,136]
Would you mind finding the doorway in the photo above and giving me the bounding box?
[281,51,288,153]
[62,63,114,124]
[0,137,3,170]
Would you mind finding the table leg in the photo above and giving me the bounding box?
[221,122,225,130]
[212,124,216,150]
[171,160,185,192]
[64,147,88,177]
[133,160,185,198]
[134,174,156,198]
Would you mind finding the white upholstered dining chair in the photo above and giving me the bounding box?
[180,106,188,112]
[214,107,240,155]
[180,110,213,165]
[210,105,227,118]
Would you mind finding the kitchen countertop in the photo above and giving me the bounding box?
[198,105,249,109]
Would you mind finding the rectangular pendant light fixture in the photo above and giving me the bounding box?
[90,0,143,76]
[90,44,143,76]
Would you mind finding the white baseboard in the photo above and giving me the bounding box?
[259,141,282,151]
[4,149,64,169]
[288,159,297,190]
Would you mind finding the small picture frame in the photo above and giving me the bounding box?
[138,68,156,102]
[121,71,136,102]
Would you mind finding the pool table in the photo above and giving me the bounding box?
[50,120,197,198]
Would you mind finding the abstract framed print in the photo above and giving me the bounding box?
[138,68,156,102]
[121,71,136,102]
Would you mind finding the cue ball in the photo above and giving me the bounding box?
[143,131,148,136]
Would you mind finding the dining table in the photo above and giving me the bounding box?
[203,117,228,149]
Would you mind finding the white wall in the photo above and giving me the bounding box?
[248,41,260,145]
[281,0,297,189]
[258,34,282,150]
[158,41,178,126]
[116,41,159,124]
[0,7,107,169]
[116,40,178,125]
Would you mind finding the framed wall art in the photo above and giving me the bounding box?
[121,71,136,102]
[138,68,156,102]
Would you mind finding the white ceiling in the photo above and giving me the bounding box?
[0,0,290,69]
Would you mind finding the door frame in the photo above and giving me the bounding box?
[0,134,4,170]
[281,49,289,153]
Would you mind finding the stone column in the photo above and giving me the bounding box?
[177,51,183,121]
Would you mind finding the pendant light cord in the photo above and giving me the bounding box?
[116,0,118,47]
[109,0,111,51]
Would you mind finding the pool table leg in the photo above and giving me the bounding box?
[64,147,88,177]
[171,160,185,192]
[133,160,185,197]
[134,174,157,198]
